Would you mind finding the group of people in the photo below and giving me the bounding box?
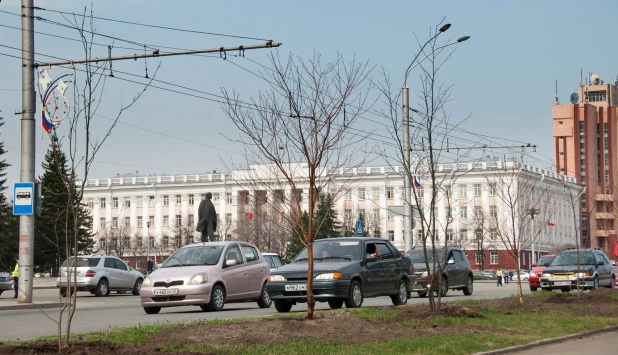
[495,268,513,287]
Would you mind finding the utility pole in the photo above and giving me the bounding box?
[18,0,36,304]
[402,86,412,252]
[527,208,540,266]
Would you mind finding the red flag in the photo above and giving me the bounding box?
[547,220,555,227]
[614,241,618,257]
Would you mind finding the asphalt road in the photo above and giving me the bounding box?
[0,281,525,341]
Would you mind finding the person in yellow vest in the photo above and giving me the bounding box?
[10,253,19,298]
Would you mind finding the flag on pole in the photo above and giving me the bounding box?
[547,220,555,227]
[614,240,618,257]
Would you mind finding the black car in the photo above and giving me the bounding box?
[266,237,415,312]
[405,247,473,297]
[540,248,616,292]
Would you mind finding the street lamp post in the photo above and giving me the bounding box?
[402,24,470,252]
[527,208,540,266]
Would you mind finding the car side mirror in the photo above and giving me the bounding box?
[366,256,377,263]
[226,259,237,267]
[448,259,455,265]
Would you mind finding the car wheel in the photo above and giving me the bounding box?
[344,280,363,308]
[390,279,408,306]
[274,299,293,313]
[438,277,448,297]
[463,276,473,296]
[143,307,161,314]
[610,277,616,289]
[257,283,272,308]
[94,279,109,297]
[132,278,143,296]
[205,285,225,312]
[529,286,538,292]
[524,277,529,281]
[417,291,427,298]
[328,299,344,309]
[117,291,127,294]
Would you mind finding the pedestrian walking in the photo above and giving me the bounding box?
[496,268,503,287]
[10,253,19,298]
[503,269,508,284]
[146,257,154,275]
[509,270,514,282]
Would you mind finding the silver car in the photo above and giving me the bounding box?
[57,255,144,297]
[140,241,271,314]
[263,253,284,273]
[0,271,12,296]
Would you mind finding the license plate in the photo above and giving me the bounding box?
[285,284,307,291]
[154,288,179,296]
[554,281,569,286]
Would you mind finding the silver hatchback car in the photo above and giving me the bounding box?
[140,241,271,314]
[57,255,144,297]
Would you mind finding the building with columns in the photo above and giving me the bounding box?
[82,160,583,269]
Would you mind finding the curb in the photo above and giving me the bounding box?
[473,325,618,355]
[0,302,63,311]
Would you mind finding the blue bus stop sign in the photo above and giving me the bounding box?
[14,182,34,215]
[355,220,365,236]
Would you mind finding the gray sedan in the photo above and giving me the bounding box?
[0,271,12,296]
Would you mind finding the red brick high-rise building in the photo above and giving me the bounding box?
[552,73,618,259]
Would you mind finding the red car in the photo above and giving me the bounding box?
[528,254,556,291]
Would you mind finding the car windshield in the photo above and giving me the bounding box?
[294,240,362,261]
[61,257,100,268]
[163,246,223,267]
[405,250,445,264]
[537,256,554,266]
[550,251,596,266]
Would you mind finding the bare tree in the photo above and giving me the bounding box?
[487,162,556,303]
[170,214,195,250]
[39,8,158,349]
[376,22,473,313]
[221,52,372,319]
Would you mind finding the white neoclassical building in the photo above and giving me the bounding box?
[82,160,582,269]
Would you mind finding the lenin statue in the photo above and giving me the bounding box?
[196,192,217,242]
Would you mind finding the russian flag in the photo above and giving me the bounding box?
[42,110,55,132]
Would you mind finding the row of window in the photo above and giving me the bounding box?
[414,228,499,242]
[343,184,497,201]
[91,193,233,209]
[345,204,498,222]
[100,213,234,229]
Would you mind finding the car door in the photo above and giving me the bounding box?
[113,258,133,289]
[445,250,462,286]
[363,241,382,294]
[241,245,266,297]
[376,242,397,293]
[599,254,612,286]
[103,257,120,288]
[221,244,249,300]
[454,250,468,285]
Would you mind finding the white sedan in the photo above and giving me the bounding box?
[513,271,530,281]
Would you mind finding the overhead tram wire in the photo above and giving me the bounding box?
[33,7,272,42]
[0,49,399,150]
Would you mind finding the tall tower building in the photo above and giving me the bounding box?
[552,73,618,255]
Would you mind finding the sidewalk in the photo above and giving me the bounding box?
[0,278,61,311]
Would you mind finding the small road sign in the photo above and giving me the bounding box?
[355,220,365,236]
[14,182,34,215]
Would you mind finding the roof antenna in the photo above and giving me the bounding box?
[143,45,149,79]
[108,46,114,77]
[580,69,583,87]
[555,80,559,105]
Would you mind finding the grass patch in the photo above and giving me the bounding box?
[610,295,618,301]
[344,307,400,322]
[162,333,534,355]
[567,305,583,310]
[521,290,555,298]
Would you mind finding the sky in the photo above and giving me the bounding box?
[1,0,618,193]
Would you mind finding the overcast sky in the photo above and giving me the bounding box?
[1,0,617,191]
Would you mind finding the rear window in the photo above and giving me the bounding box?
[61,257,100,267]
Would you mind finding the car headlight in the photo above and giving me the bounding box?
[576,272,590,278]
[542,273,552,278]
[188,273,209,285]
[142,276,151,287]
[315,272,342,280]
[268,274,286,282]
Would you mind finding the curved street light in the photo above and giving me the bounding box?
[402,28,470,252]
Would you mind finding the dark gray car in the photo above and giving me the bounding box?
[405,247,474,297]
[266,237,415,312]
[540,248,616,291]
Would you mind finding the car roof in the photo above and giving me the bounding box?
[181,241,259,248]
[315,237,388,242]
[262,253,280,256]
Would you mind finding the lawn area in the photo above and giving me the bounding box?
[2,288,618,355]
